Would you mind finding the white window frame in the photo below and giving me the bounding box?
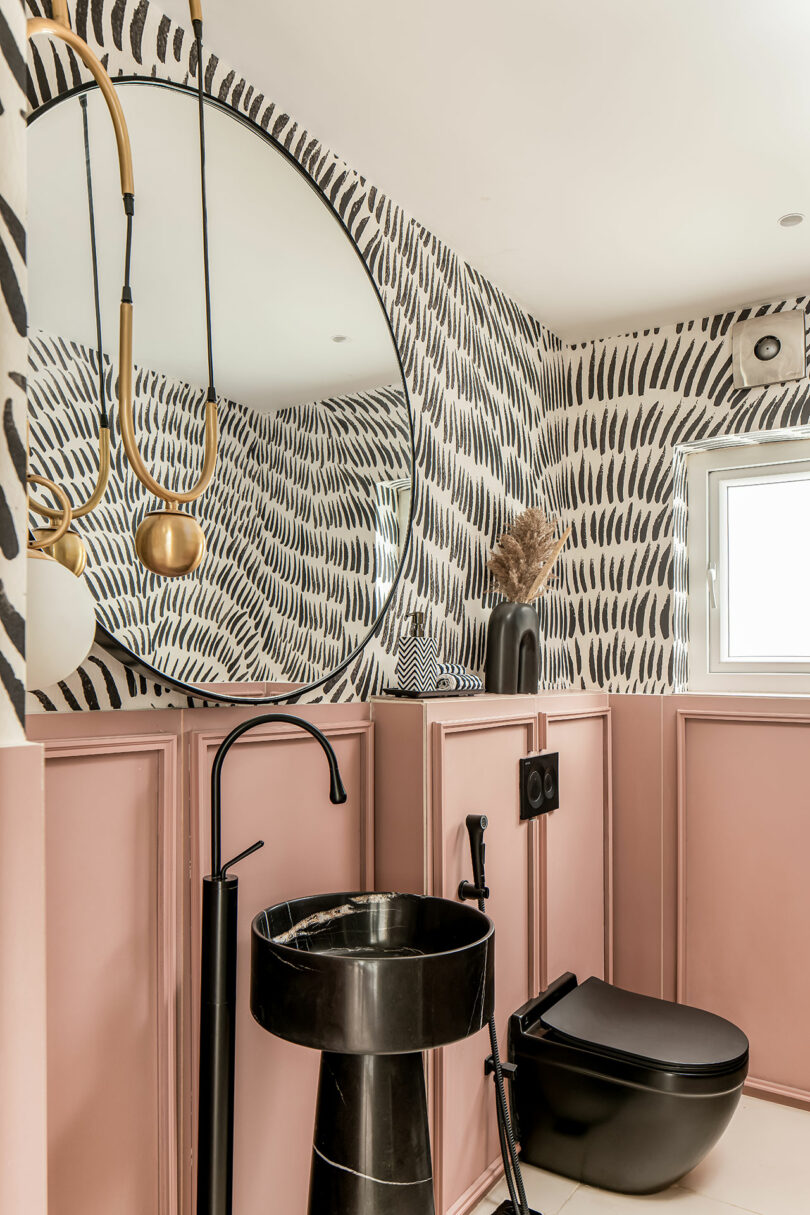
[686,437,810,693]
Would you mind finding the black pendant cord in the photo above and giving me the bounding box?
[193,19,216,405]
[79,94,108,430]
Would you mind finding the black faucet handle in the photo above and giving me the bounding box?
[219,838,264,880]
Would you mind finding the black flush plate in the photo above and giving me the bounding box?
[519,752,559,820]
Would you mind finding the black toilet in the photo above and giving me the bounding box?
[510,972,749,1195]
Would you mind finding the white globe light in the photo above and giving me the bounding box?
[26,554,97,690]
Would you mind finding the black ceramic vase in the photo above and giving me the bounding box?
[485,601,540,694]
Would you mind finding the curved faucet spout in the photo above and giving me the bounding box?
[210,713,347,879]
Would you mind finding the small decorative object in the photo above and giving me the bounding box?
[395,610,438,693]
[435,663,483,692]
[485,507,571,694]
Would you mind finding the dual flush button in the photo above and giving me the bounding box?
[519,752,560,820]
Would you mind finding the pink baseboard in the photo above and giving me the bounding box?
[445,1155,503,1215]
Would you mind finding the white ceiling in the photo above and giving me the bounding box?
[157,0,810,341]
[28,82,400,411]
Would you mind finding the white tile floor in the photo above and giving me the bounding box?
[471,1096,810,1215]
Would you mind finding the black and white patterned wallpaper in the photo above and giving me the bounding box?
[27,328,411,698]
[9,0,810,715]
[560,299,810,693]
[0,0,27,739]
[20,0,566,712]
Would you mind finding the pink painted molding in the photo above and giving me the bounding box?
[540,706,614,987]
[445,1157,504,1215]
[429,712,541,974]
[429,711,540,1215]
[41,732,181,1215]
[0,742,48,1215]
[675,707,810,1110]
[188,717,375,890]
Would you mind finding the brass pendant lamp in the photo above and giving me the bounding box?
[26,0,124,574]
[29,93,110,577]
[127,0,219,579]
[28,0,219,582]
[25,0,131,687]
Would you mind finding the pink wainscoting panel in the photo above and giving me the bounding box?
[42,733,180,1215]
[188,713,374,1215]
[430,712,540,1215]
[676,709,810,1105]
[372,696,427,893]
[542,709,612,990]
[0,742,48,1215]
[607,695,665,997]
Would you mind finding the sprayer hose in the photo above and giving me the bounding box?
[478,889,531,1215]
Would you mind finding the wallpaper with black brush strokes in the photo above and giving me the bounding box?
[0,0,27,738]
[560,300,810,694]
[27,327,411,695]
[20,0,568,712]
[11,0,810,715]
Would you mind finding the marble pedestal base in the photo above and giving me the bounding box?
[308,1051,435,1214]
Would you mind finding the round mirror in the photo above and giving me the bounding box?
[27,79,412,701]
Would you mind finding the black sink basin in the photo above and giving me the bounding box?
[251,891,494,1054]
[250,892,494,1214]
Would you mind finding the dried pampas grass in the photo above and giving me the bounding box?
[487,507,571,603]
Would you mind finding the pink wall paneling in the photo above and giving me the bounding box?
[188,715,374,1215]
[372,692,612,1215]
[608,694,810,1110]
[41,733,181,1215]
[541,707,613,988]
[0,742,48,1215]
[430,712,541,1215]
[676,708,810,1106]
[606,695,670,997]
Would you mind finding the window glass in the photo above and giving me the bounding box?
[726,476,810,661]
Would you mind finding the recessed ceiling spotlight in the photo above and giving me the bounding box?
[331,334,350,343]
[778,212,805,227]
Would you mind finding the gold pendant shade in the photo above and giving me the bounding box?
[27,3,219,580]
[119,301,217,579]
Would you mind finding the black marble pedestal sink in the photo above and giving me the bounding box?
[251,891,494,1214]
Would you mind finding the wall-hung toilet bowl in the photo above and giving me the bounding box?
[509,973,749,1195]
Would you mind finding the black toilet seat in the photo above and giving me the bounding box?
[540,976,749,1074]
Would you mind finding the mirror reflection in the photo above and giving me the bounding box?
[27,80,412,694]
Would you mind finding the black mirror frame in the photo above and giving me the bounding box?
[27,74,416,706]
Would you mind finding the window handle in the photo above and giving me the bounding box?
[708,564,718,610]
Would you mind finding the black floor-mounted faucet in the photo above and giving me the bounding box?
[197,713,347,1215]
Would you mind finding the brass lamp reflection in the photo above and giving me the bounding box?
[28,0,219,580]
[119,0,219,578]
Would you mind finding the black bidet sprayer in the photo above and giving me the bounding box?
[459,815,537,1215]
[197,713,347,1215]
